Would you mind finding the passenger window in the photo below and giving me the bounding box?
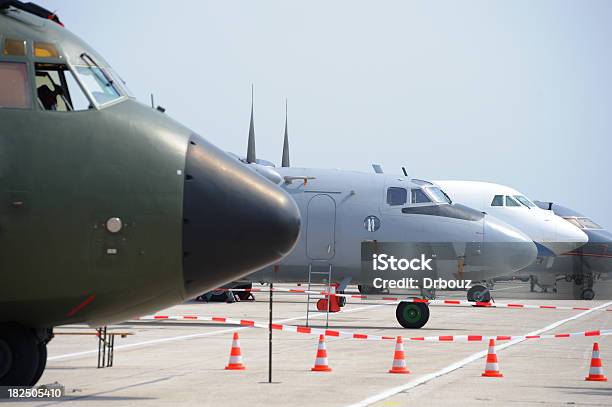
[491,195,504,206]
[387,187,407,206]
[505,196,521,207]
[411,188,432,204]
[35,64,91,111]
[3,39,26,56]
[0,62,31,109]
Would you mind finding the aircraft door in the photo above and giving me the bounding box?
[306,194,336,260]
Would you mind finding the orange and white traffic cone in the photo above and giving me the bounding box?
[311,335,332,372]
[388,336,410,374]
[585,342,608,382]
[225,332,246,370]
[481,339,503,377]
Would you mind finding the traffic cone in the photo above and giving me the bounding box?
[311,335,332,372]
[585,342,608,382]
[225,332,246,370]
[481,339,503,377]
[388,336,410,374]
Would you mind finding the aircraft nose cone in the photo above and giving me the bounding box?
[545,218,589,255]
[181,135,300,298]
[483,216,538,272]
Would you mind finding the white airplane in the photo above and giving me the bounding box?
[434,181,588,257]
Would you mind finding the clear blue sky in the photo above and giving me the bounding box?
[39,1,612,229]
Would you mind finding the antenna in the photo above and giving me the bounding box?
[150,94,155,109]
[246,84,256,164]
[401,167,408,177]
[281,99,290,167]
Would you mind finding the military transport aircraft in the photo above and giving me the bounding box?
[213,100,538,330]
[0,1,300,386]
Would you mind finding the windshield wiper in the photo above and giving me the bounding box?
[80,52,114,86]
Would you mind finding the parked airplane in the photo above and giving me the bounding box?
[433,181,588,257]
[210,99,538,329]
[0,2,300,386]
[523,201,612,300]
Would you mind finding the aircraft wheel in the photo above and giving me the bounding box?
[0,339,10,379]
[198,289,231,302]
[467,285,491,302]
[358,285,382,295]
[581,289,595,301]
[0,323,40,386]
[234,283,253,301]
[29,342,47,386]
[396,302,429,329]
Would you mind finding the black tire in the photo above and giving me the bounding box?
[206,290,230,302]
[467,285,491,302]
[0,324,40,386]
[337,295,347,307]
[234,283,253,301]
[29,343,47,386]
[395,302,430,329]
[357,285,384,295]
[581,288,595,301]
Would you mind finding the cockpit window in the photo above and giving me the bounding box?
[514,195,535,208]
[411,188,432,204]
[106,67,134,98]
[425,187,452,204]
[3,39,26,56]
[74,66,121,105]
[35,64,91,111]
[76,66,121,105]
[387,187,407,206]
[563,217,602,230]
[578,217,602,229]
[505,196,521,207]
[491,195,504,206]
[33,42,59,58]
[0,62,31,109]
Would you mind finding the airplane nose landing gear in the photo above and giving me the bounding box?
[467,284,491,302]
[395,302,430,329]
[0,323,49,386]
[581,288,595,301]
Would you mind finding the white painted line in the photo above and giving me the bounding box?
[48,302,389,362]
[346,300,612,407]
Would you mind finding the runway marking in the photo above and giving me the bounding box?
[345,300,612,407]
[48,303,388,362]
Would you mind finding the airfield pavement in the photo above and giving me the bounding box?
[12,282,612,407]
